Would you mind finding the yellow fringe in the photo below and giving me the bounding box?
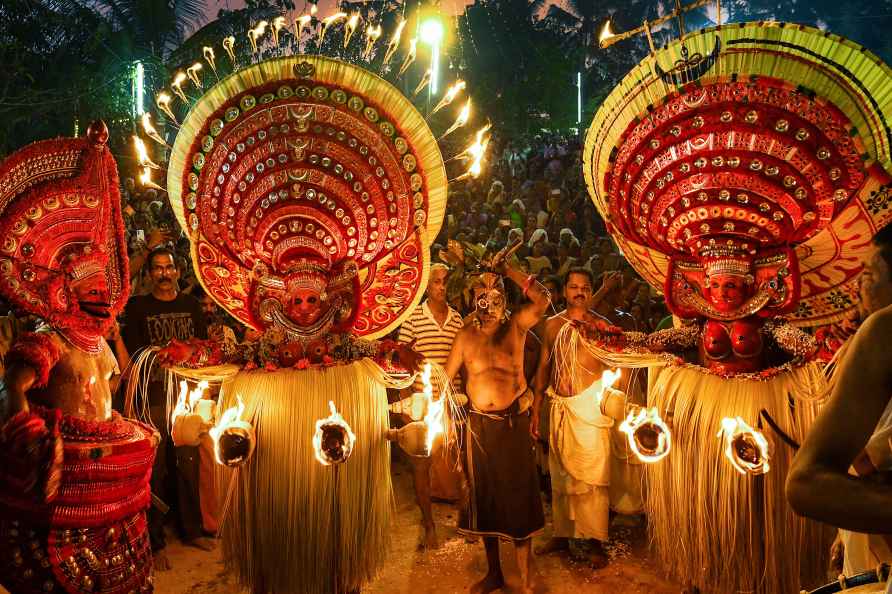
[644,363,834,594]
[212,361,394,594]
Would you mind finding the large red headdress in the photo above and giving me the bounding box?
[0,122,130,351]
[585,23,892,326]
[164,56,447,339]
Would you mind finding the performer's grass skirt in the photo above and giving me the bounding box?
[218,361,392,594]
[645,362,834,594]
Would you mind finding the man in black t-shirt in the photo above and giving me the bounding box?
[122,247,211,568]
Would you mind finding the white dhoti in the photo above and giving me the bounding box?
[547,381,614,541]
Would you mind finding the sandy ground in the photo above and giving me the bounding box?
[145,454,683,594]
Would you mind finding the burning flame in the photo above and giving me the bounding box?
[440,99,472,139]
[170,72,188,103]
[202,46,217,76]
[344,13,361,47]
[454,123,492,181]
[598,18,617,47]
[272,16,287,45]
[413,68,432,97]
[363,24,382,60]
[420,363,445,454]
[382,18,407,65]
[155,92,177,124]
[295,14,312,36]
[619,406,671,463]
[141,113,169,148]
[399,38,418,76]
[310,2,318,15]
[186,62,203,88]
[170,380,209,426]
[208,395,249,466]
[248,20,268,54]
[138,166,163,190]
[133,135,160,169]
[718,417,771,475]
[222,36,236,64]
[320,12,347,46]
[431,80,466,115]
[313,401,357,466]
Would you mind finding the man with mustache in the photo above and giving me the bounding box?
[122,247,210,568]
[531,268,622,568]
[444,244,551,594]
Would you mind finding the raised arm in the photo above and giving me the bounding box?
[786,307,892,531]
[530,321,556,439]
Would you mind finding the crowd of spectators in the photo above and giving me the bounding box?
[118,132,669,333]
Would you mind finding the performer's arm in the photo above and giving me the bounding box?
[443,330,466,383]
[642,323,700,352]
[530,322,554,440]
[503,263,551,331]
[157,336,241,368]
[591,271,621,310]
[4,333,62,416]
[786,308,892,532]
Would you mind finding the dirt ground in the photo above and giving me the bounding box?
[146,454,683,594]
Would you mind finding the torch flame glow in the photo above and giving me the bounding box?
[598,18,617,47]
[320,12,346,46]
[431,80,466,115]
[363,24,382,60]
[138,166,163,190]
[420,363,445,454]
[133,135,160,169]
[399,38,418,76]
[343,13,361,47]
[141,113,169,148]
[202,46,217,76]
[155,92,177,124]
[439,98,472,139]
[272,16,287,45]
[382,19,407,65]
[170,380,209,426]
[248,20,269,54]
[313,401,357,466]
[295,14,312,37]
[186,62,203,88]
[619,406,672,463]
[717,417,771,475]
[222,36,236,64]
[454,123,492,181]
[209,395,248,466]
[310,2,318,15]
[170,72,188,103]
[412,68,432,97]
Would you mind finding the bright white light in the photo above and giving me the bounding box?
[420,18,444,95]
[135,61,145,116]
[576,71,582,124]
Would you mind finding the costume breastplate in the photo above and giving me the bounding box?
[701,318,764,374]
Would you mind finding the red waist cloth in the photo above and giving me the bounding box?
[0,407,158,529]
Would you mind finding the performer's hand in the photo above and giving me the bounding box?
[486,238,522,275]
[395,340,423,373]
[156,339,195,367]
[530,407,541,441]
[105,320,122,343]
[601,271,622,292]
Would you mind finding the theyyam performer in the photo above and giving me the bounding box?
[134,15,486,594]
[0,122,158,593]
[582,17,892,594]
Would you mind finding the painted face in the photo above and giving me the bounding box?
[475,288,506,324]
[286,286,324,326]
[859,244,892,317]
[706,274,748,313]
[71,273,112,320]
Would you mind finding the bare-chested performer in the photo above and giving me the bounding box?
[531,267,621,568]
[444,245,551,594]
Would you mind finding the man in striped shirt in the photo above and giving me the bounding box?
[396,263,464,549]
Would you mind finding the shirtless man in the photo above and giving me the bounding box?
[445,246,551,594]
[532,268,620,567]
[787,225,892,563]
